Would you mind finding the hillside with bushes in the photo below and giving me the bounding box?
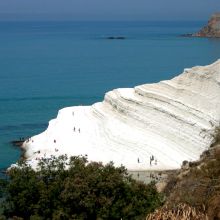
[147,129,220,220]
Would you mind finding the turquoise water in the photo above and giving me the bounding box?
[0,21,220,170]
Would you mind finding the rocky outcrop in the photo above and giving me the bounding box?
[160,131,220,220]
[21,60,220,170]
[194,13,220,38]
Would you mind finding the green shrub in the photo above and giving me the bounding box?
[1,155,163,220]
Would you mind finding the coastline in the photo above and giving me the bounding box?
[1,20,220,172]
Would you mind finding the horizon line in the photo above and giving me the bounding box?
[0,19,206,22]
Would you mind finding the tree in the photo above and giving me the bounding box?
[2,155,163,220]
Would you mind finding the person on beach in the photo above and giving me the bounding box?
[79,128,80,133]
[137,158,140,163]
[73,127,76,132]
[54,139,56,143]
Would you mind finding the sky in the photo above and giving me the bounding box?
[0,0,219,21]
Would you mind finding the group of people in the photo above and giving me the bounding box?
[150,155,157,166]
[72,111,81,133]
[137,155,158,166]
[26,138,34,143]
[136,171,162,182]
[149,172,161,180]
[73,127,81,133]
[53,140,59,152]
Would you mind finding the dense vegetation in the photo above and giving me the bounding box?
[0,155,163,220]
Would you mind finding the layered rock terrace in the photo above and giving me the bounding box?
[22,60,220,170]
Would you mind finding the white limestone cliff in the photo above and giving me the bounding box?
[22,60,220,170]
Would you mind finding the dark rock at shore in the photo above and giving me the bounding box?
[11,140,24,147]
[193,13,220,38]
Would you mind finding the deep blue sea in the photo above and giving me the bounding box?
[0,21,220,170]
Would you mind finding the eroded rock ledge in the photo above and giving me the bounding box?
[22,60,220,170]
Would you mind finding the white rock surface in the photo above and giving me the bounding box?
[22,60,220,170]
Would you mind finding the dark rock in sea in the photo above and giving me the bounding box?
[193,13,220,38]
[180,33,193,37]
[106,36,126,40]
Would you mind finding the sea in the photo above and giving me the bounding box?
[0,21,220,171]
